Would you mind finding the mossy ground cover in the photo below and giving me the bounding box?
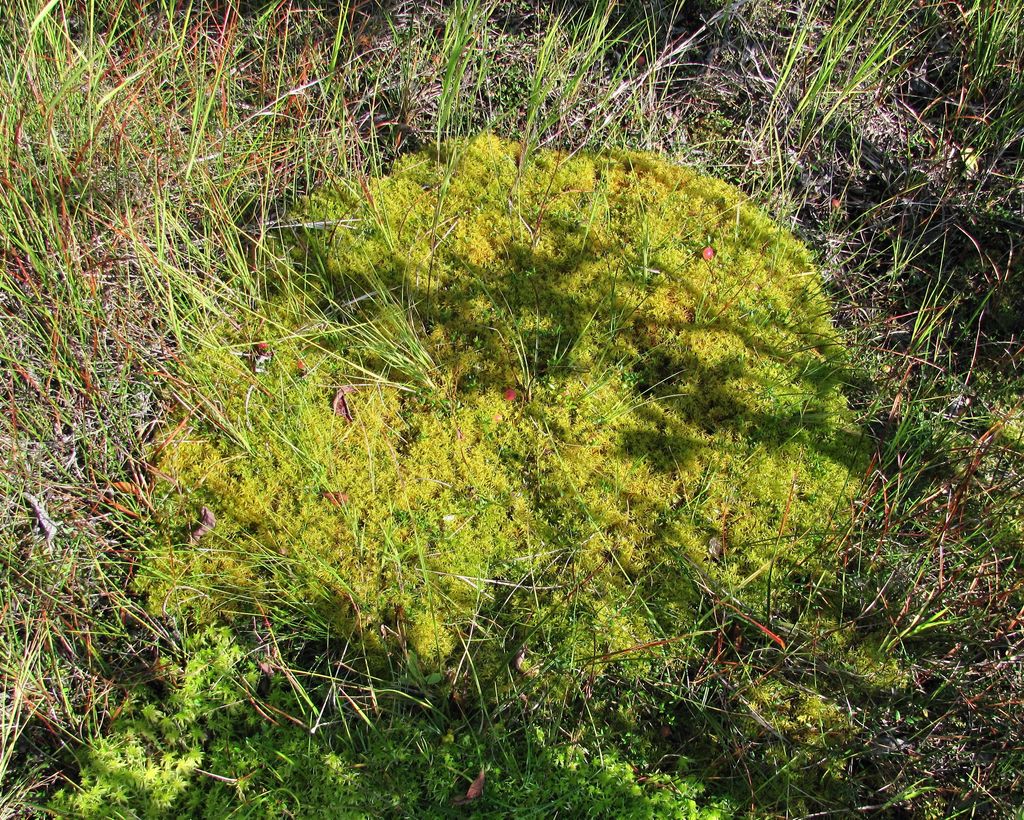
[56,136,869,813]
[5,1,1022,816]
[149,136,861,666]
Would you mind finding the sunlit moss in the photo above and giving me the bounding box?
[144,135,865,680]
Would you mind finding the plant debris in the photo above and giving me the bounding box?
[250,342,274,373]
[453,768,485,806]
[189,506,216,542]
[25,492,58,548]
[512,645,536,677]
[332,385,357,422]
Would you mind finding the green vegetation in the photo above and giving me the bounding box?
[2,0,1021,816]
[50,626,727,817]
[147,135,860,666]
[67,136,863,815]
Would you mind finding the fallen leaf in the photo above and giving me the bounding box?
[25,493,58,547]
[190,506,216,542]
[323,491,350,507]
[707,536,724,560]
[332,386,357,422]
[512,645,536,677]
[453,768,485,805]
[109,481,153,510]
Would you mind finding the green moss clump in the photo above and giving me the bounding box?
[144,134,863,679]
[52,627,730,818]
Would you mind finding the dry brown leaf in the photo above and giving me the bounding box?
[190,506,216,542]
[25,493,58,547]
[453,768,485,805]
[332,385,357,422]
[512,645,536,677]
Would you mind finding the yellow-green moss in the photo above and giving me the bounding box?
[145,135,865,678]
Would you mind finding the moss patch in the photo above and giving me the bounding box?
[145,135,863,679]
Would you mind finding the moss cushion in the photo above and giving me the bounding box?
[146,135,862,678]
